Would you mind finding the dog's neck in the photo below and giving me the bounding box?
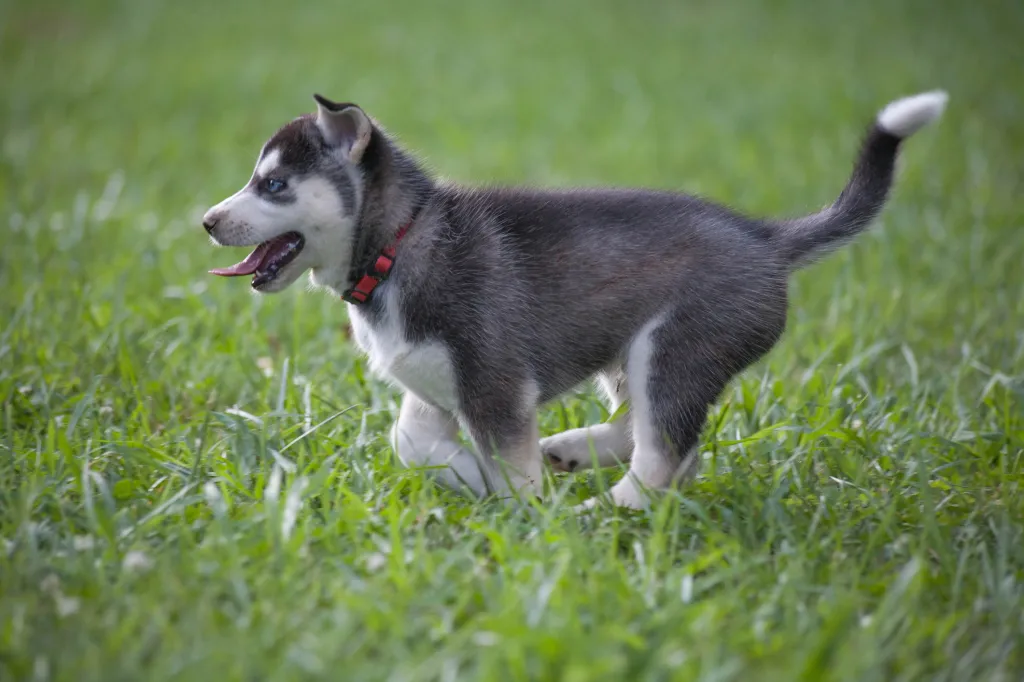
[342,130,435,297]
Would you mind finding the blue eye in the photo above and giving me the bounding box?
[263,178,286,193]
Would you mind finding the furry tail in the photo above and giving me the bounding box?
[774,90,948,268]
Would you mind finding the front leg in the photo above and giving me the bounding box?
[460,381,544,500]
[390,391,488,497]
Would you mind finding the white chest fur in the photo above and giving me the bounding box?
[347,286,460,413]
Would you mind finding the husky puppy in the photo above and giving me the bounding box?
[203,90,947,508]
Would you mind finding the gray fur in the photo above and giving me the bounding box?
[203,91,946,508]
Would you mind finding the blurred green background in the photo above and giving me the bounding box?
[2,0,1023,680]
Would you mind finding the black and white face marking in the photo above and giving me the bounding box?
[252,152,293,204]
[203,105,369,294]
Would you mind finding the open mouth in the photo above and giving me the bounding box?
[209,232,305,289]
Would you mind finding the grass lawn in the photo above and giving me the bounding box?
[2,0,1024,679]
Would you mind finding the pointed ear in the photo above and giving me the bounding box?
[313,94,372,162]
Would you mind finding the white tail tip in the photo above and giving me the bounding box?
[876,90,948,138]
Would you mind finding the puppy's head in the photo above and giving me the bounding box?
[203,95,372,293]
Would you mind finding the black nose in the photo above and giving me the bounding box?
[203,217,219,233]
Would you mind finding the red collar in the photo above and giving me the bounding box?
[340,219,414,305]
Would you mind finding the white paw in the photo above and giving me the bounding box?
[540,432,585,472]
[541,424,631,473]
[574,475,650,512]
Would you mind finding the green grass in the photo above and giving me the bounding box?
[2,0,1024,679]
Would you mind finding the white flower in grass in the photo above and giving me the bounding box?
[122,550,153,572]
[73,535,95,551]
[257,357,274,377]
[55,594,80,617]
[364,553,388,572]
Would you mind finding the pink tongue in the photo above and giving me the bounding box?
[209,242,271,277]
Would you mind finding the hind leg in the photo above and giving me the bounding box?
[587,308,779,510]
[541,366,632,472]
